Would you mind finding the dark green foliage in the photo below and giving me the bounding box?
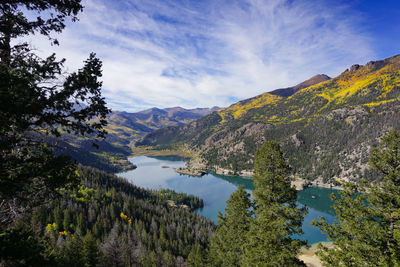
[56,233,85,267]
[208,142,306,266]
[0,228,53,266]
[54,136,135,173]
[369,130,400,182]
[187,244,207,267]
[82,232,99,267]
[242,142,307,266]
[199,102,400,183]
[0,0,110,227]
[313,130,400,266]
[27,166,215,266]
[253,141,288,179]
[208,186,252,266]
[158,189,203,211]
[0,145,79,226]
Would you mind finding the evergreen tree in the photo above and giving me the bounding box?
[187,244,207,267]
[162,250,175,267]
[82,231,99,267]
[313,130,400,266]
[0,227,53,266]
[57,233,84,267]
[208,186,252,266]
[0,0,110,227]
[241,141,307,266]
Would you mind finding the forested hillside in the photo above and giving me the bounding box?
[137,55,400,183]
[105,107,220,147]
[56,107,219,172]
[2,166,214,266]
[4,1,400,266]
[0,2,216,265]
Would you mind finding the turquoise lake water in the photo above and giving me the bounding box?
[118,156,337,244]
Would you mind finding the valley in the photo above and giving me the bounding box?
[136,55,400,184]
[4,1,400,266]
[117,156,337,244]
[57,106,218,172]
[50,54,400,266]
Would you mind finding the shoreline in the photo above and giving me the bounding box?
[126,153,343,191]
[174,167,208,177]
[130,147,192,158]
[299,242,333,267]
[179,166,343,191]
[122,155,336,263]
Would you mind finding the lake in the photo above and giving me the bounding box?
[118,155,337,244]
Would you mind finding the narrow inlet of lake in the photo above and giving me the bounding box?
[118,156,336,244]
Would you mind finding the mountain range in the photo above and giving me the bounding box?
[105,106,220,147]
[58,106,219,172]
[136,54,400,184]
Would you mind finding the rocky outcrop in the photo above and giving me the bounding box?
[174,167,208,177]
[269,74,331,97]
[137,54,400,183]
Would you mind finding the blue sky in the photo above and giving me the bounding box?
[28,0,400,112]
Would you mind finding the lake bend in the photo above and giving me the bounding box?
[118,156,337,244]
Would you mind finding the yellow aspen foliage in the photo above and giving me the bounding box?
[120,212,128,220]
[59,231,68,236]
[217,93,282,124]
[45,222,57,233]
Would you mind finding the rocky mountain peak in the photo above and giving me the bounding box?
[269,74,331,97]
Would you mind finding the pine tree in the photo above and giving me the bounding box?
[241,141,307,266]
[82,231,99,267]
[0,0,110,227]
[313,130,400,266]
[208,186,252,266]
[57,233,84,267]
[162,250,175,267]
[0,227,52,266]
[187,244,207,267]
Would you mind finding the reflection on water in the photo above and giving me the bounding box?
[148,155,190,162]
[209,171,255,190]
[298,187,339,216]
[118,156,336,244]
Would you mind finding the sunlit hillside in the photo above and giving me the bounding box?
[138,55,400,183]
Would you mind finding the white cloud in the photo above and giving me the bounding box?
[23,0,374,112]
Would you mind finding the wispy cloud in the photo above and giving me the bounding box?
[25,0,374,112]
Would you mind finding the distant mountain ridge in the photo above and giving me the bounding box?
[137,54,400,183]
[58,106,219,172]
[106,106,220,146]
[269,74,331,97]
[216,74,331,124]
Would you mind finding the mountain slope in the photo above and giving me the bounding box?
[269,74,331,97]
[137,55,400,183]
[216,75,330,124]
[59,106,219,172]
[105,106,220,147]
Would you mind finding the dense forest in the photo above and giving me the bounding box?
[2,1,400,267]
[0,2,215,266]
[4,132,400,266]
[1,166,213,266]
